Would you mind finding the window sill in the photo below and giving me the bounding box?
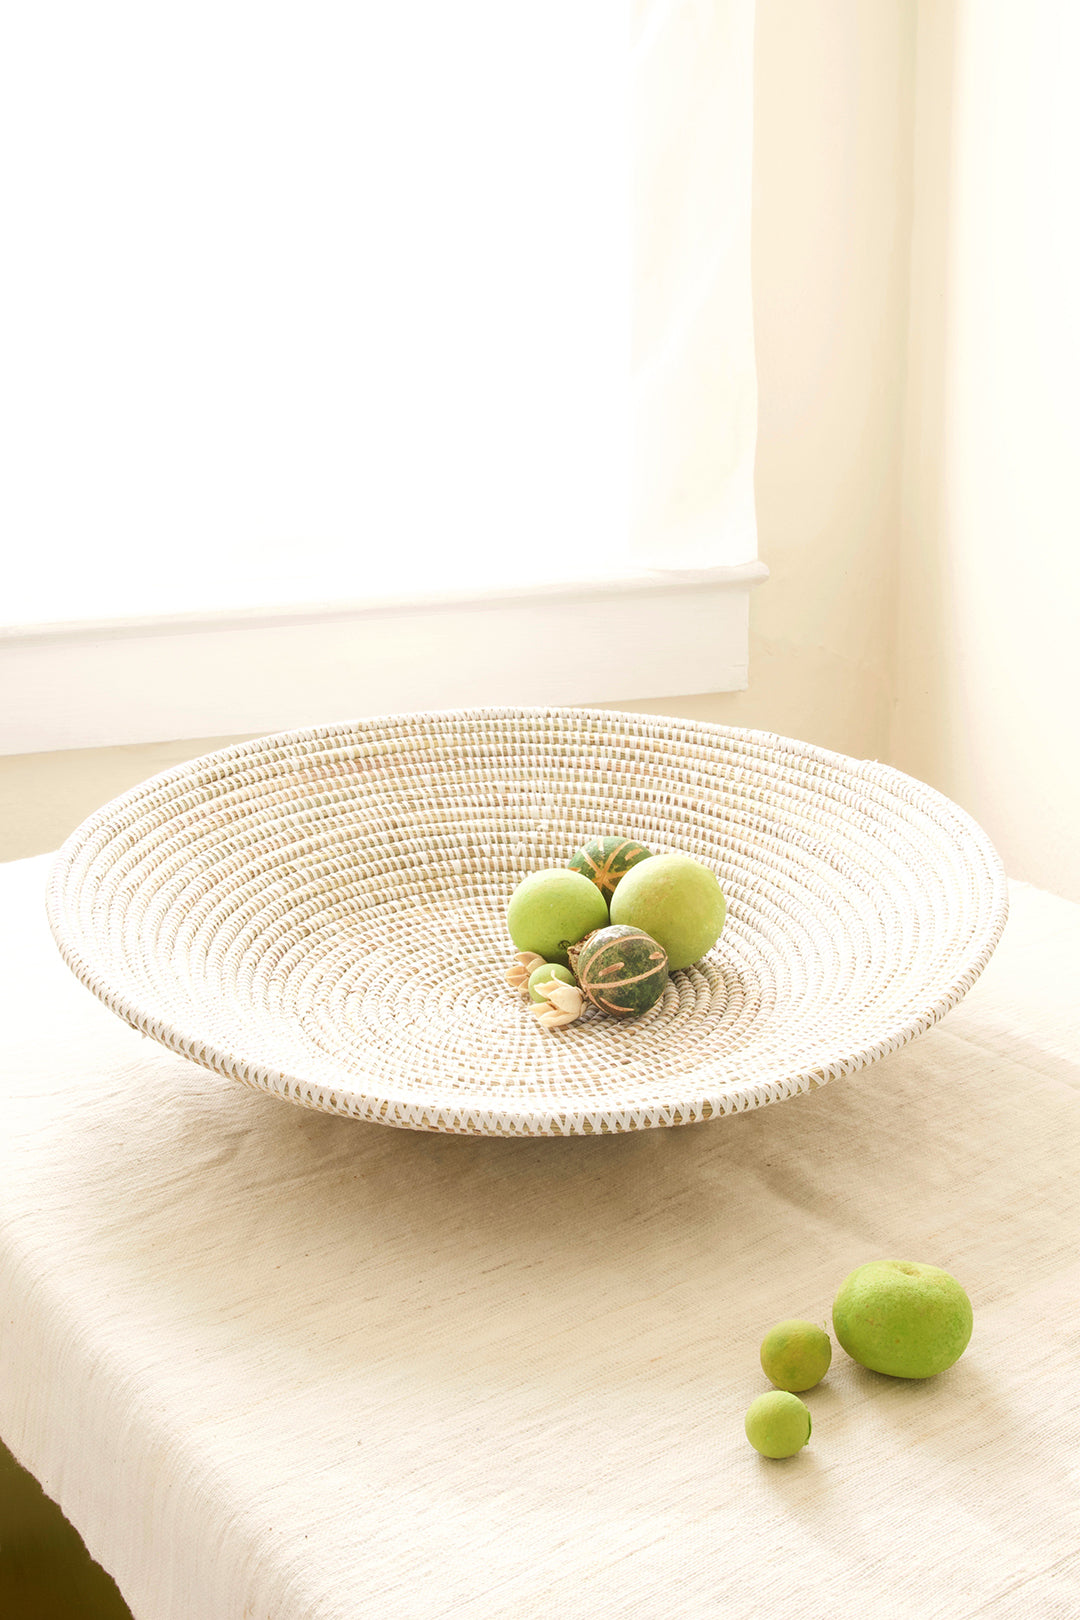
[2,561,768,754]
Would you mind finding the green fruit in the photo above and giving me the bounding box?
[568,836,652,901]
[569,925,668,1019]
[744,1391,812,1458]
[507,869,609,967]
[609,851,726,971]
[526,962,576,1004]
[832,1261,973,1379]
[759,1320,832,1393]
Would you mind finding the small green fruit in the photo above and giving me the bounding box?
[609,851,725,971]
[568,836,652,901]
[507,869,609,967]
[744,1391,812,1458]
[526,962,576,1004]
[759,1320,832,1392]
[569,924,668,1018]
[832,1260,973,1379]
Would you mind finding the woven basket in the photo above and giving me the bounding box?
[46,707,1008,1137]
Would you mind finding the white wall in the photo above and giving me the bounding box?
[893,1,1080,901]
[614,0,918,760]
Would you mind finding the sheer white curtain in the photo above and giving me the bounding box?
[1,1,756,627]
[633,0,757,572]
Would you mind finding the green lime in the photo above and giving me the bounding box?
[507,869,609,967]
[526,963,576,1004]
[609,852,725,971]
[832,1261,973,1379]
[759,1320,832,1392]
[744,1391,812,1458]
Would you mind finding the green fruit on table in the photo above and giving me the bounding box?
[568,836,652,901]
[526,962,576,1004]
[507,869,609,968]
[569,924,668,1018]
[759,1320,832,1392]
[744,1390,812,1458]
[609,851,726,971]
[832,1260,974,1378]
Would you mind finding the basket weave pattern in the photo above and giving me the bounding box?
[46,707,1008,1137]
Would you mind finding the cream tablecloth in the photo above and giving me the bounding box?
[2,852,1079,1620]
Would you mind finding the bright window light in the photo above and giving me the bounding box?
[1,3,629,624]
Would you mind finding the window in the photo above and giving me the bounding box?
[1,2,763,750]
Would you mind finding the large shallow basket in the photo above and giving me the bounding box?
[46,707,1008,1137]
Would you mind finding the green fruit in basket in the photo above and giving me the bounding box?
[507,869,609,967]
[568,836,652,901]
[568,925,668,1019]
[526,962,576,1004]
[832,1261,973,1379]
[609,852,726,971]
[759,1320,832,1392]
[744,1391,812,1459]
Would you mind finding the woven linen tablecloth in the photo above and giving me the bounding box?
[2,852,1079,1620]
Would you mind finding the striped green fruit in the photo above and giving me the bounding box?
[568,924,669,1019]
[568,836,652,901]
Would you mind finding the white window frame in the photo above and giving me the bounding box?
[2,561,766,753]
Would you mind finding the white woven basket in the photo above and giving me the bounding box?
[46,706,1008,1137]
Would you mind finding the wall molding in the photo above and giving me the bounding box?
[3,562,768,754]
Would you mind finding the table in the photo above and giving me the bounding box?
[2,852,1079,1620]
